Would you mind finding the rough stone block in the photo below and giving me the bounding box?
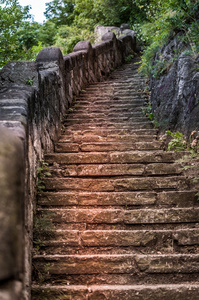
[124,208,199,224]
[0,61,38,89]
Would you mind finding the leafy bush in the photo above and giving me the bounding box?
[166,130,187,151]
[55,24,95,54]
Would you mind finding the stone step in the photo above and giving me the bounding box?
[49,163,182,177]
[33,254,199,281]
[64,118,149,126]
[45,176,189,192]
[63,123,153,131]
[71,107,143,113]
[55,141,163,152]
[32,284,199,300]
[45,151,186,165]
[75,95,148,102]
[58,134,158,143]
[65,115,149,121]
[44,176,188,192]
[75,99,146,105]
[37,190,198,208]
[63,127,154,137]
[74,104,145,110]
[64,126,154,135]
[36,228,199,249]
[68,112,145,118]
[37,207,199,225]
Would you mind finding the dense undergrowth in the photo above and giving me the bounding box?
[138,0,199,77]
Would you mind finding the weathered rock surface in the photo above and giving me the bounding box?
[150,33,199,135]
[32,58,199,299]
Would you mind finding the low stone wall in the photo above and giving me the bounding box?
[0,31,136,299]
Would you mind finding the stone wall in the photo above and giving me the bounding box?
[149,33,199,136]
[0,31,136,300]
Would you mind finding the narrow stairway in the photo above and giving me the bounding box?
[32,57,199,299]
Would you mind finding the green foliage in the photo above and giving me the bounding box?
[26,41,44,61]
[45,0,75,26]
[139,0,199,77]
[125,54,135,63]
[33,212,55,243]
[0,0,31,67]
[166,130,187,151]
[55,24,95,54]
[174,130,199,200]
[26,79,33,86]
[37,160,51,192]
[141,101,159,128]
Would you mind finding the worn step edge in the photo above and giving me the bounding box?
[45,151,187,165]
[37,207,199,224]
[37,190,198,207]
[32,284,199,300]
[37,228,199,247]
[33,253,199,275]
[58,135,158,143]
[55,141,163,152]
[44,176,189,192]
[63,127,154,136]
[48,163,182,177]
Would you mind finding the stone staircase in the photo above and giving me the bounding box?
[32,58,199,299]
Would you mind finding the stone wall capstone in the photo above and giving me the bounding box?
[0,29,136,300]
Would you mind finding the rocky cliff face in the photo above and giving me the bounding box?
[150,33,199,136]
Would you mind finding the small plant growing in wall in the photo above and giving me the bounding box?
[141,101,159,128]
[26,78,34,86]
[33,211,55,250]
[37,160,51,193]
[166,130,199,199]
[32,260,52,284]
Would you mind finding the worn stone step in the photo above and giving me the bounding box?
[55,141,163,152]
[37,190,198,207]
[44,176,188,192]
[33,254,199,278]
[74,104,145,110]
[64,118,149,126]
[63,123,153,132]
[69,112,145,119]
[65,120,152,127]
[64,127,154,137]
[32,284,199,300]
[45,151,186,165]
[75,99,146,105]
[49,163,182,177]
[71,109,144,115]
[75,96,148,103]
[58,134,158,143]
[38,207,199,225]
[65,115,148,121]
[37,228,199,248]
[72,107,143,113]
[66,112,145,119]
